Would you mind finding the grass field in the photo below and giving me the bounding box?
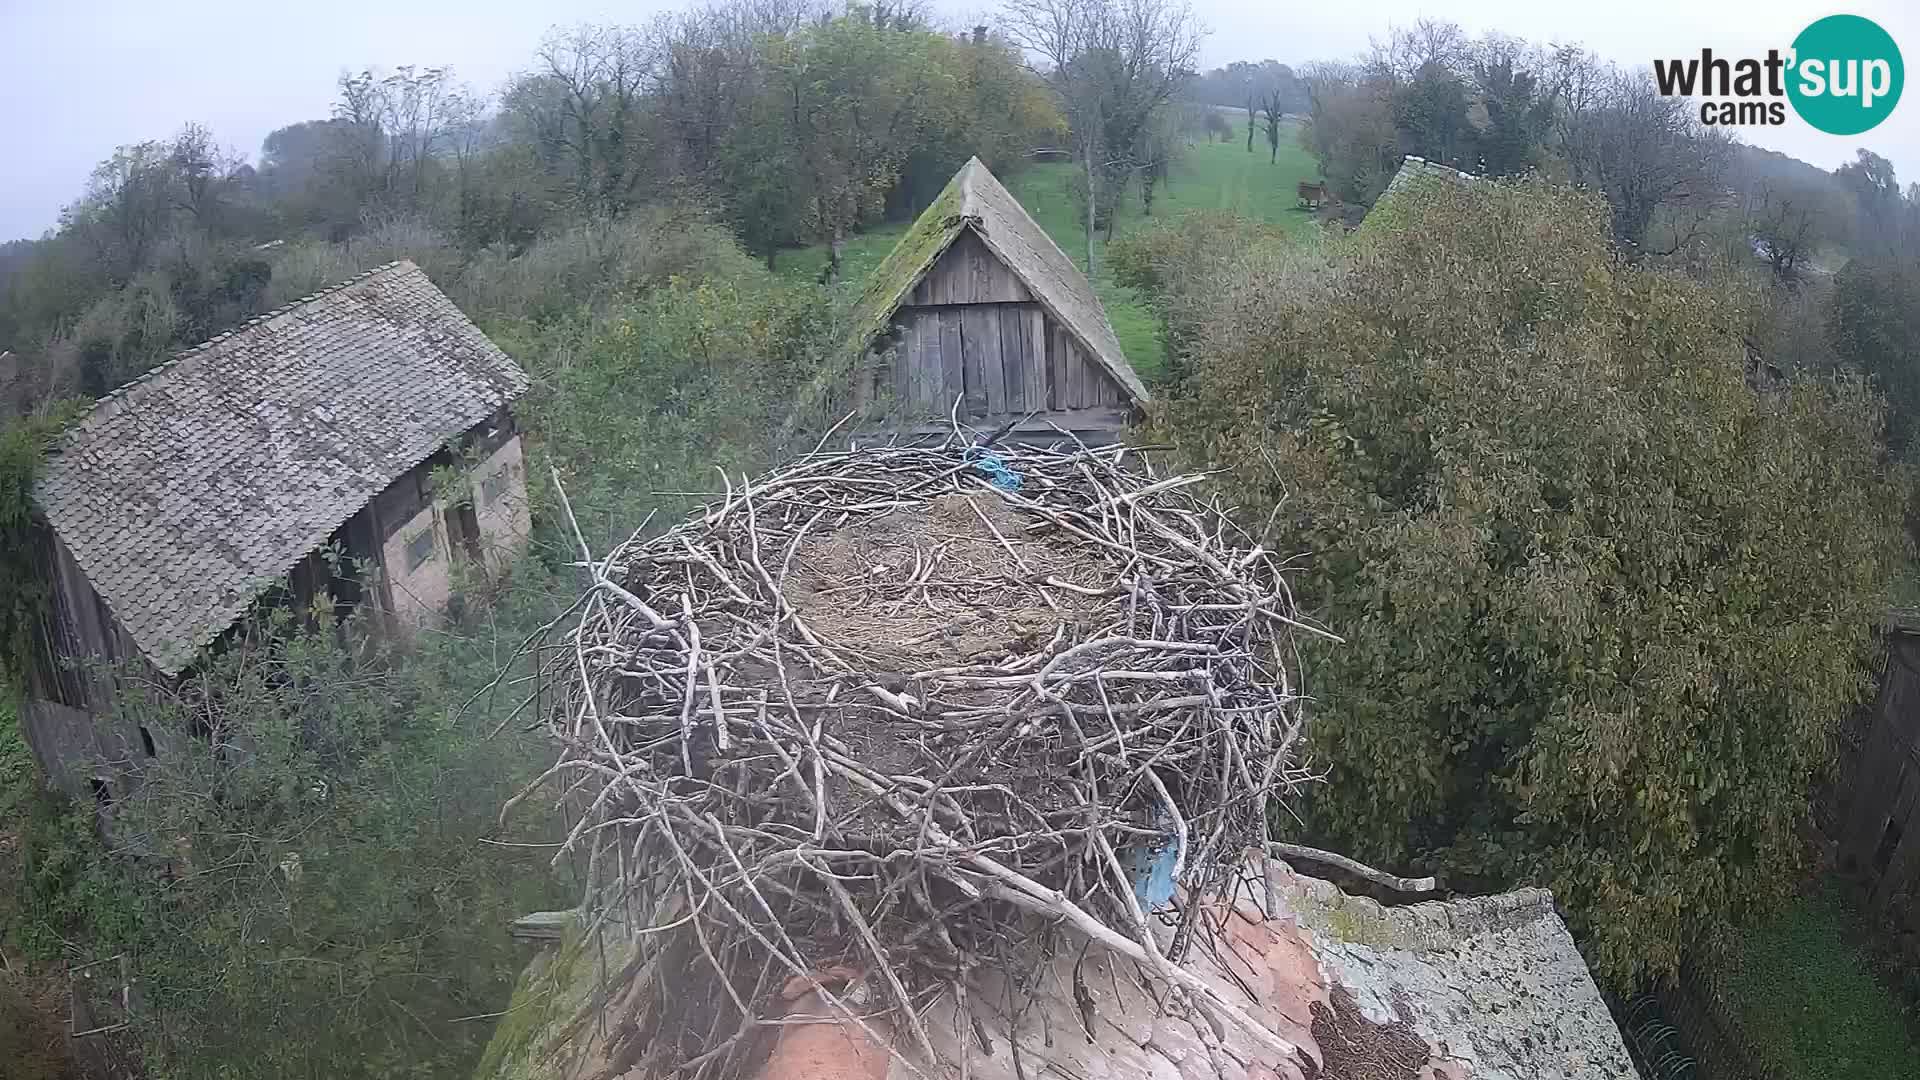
[1714,881,1919,1080]
[784,132,1321,378]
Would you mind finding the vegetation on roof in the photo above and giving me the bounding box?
[842,171,966,358]
[0,403,84,691]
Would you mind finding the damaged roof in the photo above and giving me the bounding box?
[477,862,1636,1080]
[34,261,528,675]
[845,156,1148,405]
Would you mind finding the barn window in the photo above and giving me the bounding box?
[404,528,437,571]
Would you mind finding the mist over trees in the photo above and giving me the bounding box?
[0,0,1071,405]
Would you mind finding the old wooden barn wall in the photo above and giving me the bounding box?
[862,230,1129,426]
[1834,622,1920,912]
[18,407,525,800]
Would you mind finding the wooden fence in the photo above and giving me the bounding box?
[1831,612,1920,915]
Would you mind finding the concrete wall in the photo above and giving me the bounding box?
[466,434,531,574]
[379,433,531,634]
[381,501,455,632]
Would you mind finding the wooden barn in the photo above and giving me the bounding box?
[20,261,531,801]
[836,157,1148,445]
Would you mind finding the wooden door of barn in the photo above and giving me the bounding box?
[1836,617,1920,912]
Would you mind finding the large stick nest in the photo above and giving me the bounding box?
[524,438,1330,1079]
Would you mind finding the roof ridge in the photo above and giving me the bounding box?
[957,156,981,218]
[55,261,416,446]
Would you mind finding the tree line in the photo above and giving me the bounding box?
[0,0,1080,408]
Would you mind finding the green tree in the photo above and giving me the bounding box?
[1148,177,1906,987]
[1830,258,1920,454]
[1390,61,1470,165]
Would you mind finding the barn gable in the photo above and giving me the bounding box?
[834,157,1147,441]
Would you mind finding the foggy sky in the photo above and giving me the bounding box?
[2,0,1915,241]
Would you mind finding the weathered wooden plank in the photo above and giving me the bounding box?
[853,348,876,412]
[1000,306,1028,413]
[893,320,915,415]
[877,406,1132,445]
[961,313,988,416]
[1871,770,1920,910]
[938,310,964,417]
[1845,657,1918,868]
[1025,309,1049,409]
[964,307,1006,417]
[941,308,966,414]
[1048,325,1067,411]
[1062,333,1090,409]
[972,237,997,303]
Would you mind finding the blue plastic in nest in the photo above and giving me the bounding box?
[965,447,1022,493]
[1126,827,1182,912]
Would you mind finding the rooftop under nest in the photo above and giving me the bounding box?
[514,433,1338,1080]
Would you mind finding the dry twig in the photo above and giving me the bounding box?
[520,437,1326,1079]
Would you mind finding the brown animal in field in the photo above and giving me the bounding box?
[1296,180,1329,208]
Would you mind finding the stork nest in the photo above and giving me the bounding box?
[518,437,1330,1079]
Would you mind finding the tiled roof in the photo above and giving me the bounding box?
[34,261,528,675]
[847,157,1148,405]
[478,861,1637,1080]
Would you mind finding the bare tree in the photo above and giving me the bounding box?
[1368,19,1469,83]
[1745,178,1842,281]
[1259,84,1286,164]
[1560,63,1732,257]
[1002,0,1202,273]
[333,66,473,210]
[506,25,660,214]
[167,124,238,225]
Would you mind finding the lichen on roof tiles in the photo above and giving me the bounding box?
[33,261,529,676]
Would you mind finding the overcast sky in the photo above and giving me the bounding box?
[1,0,1915,241]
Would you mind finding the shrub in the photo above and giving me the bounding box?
[260,215,459,309]
[1108,210,1322,386]
[6,584,576,1080]
[516,265,832,554]
[1152,175,1908,988]
[458,206,759,324]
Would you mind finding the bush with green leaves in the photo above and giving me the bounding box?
[511,263,835,556]
[1148,178,1908,987]
[5,585,576,1080]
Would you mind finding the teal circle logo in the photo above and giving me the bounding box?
[1787,15,1903,135]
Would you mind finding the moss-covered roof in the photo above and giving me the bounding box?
[1361,155,1483,232]
[843,157,1147,406]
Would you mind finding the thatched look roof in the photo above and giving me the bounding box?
[846,157,1148,405]
[34,261,528,675]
